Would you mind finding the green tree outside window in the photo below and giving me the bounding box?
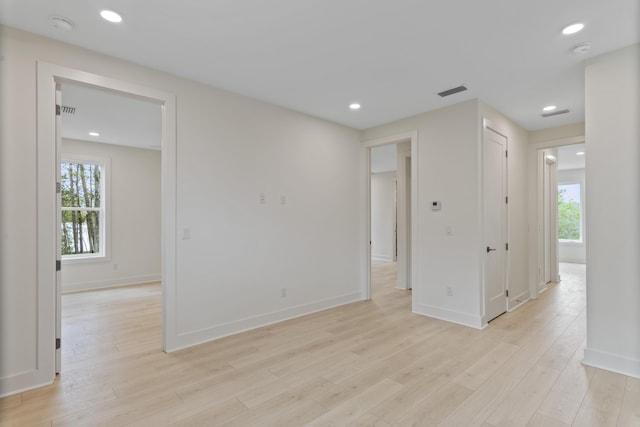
[61,162,103,255]
[558,184,582,241]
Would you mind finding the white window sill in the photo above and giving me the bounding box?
[62,254,110,264]
[559,240,584,246]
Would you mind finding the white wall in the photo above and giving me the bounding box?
[557,168,586,264]
[584,44,640,378]
[371,172,396,261]
[0,26,365,396]
[363,99,529,327]
[61,139,161,292]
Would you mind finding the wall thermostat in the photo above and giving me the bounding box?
[431,201,441,211]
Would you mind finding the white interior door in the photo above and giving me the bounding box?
[484,125,507,322]
[55,84,62,373]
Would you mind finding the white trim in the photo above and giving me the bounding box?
[169,292,363,352]
[395,280,407,290]
[371,255,394,262]
[508,290,530,312]
[413,302,485,330]
[584,348,640,379]
[17,61,177,398]
[62,274,162,293]
[0,380,55,399]
[362,131,415,148]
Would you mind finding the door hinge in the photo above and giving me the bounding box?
[505,196,508,204]
[56,338,61,350]
[56,182,61,193]
[56,260,61,271]
[505,243,509,251]
[505,150,508,158]
[56,104,61,116]
[505,290,509,298]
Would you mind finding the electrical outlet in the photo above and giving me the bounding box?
[446,286,453,296]
[258,193,266,204]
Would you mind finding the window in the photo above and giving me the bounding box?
[558,182,583,242]
[61,160,105,258]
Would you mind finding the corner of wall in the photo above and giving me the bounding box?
[583,347,640,379]
[413,303,484,330]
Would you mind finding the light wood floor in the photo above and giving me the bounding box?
[1,262,639,426]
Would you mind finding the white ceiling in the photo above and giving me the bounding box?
[557,143,586,170]
[61,82,162,150]
[1,1,638,132]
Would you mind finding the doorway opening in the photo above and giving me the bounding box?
[539,143,587,290]
[37,62,177,385]
[364,131,416,306]
[56,82,163,373]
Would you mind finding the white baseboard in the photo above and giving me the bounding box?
[62,274,161,293]
[537,281,548,295]
[0,371,53,399]
[395,279,408,290]
[583,347,640,379]
[167,291,363,352]
[413,303,484,329]
[396,280,408,291]
[508,290,530,312]
[372,255,393,262]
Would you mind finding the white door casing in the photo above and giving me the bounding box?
[483,124,508,322]
[25,62,177,397]
[55,85,62,374]
[362,131,417,301]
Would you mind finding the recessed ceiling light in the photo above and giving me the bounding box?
[562,23,584,35]
[50,16,74,31]
[89,132,100,137]
[349,103,361,110]
[100,10,122,23]
[576,152,585,156]
[543,105,557,112]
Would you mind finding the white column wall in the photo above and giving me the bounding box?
[584,44,640,378]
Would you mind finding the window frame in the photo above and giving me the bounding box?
[557,180,585,244]
[61,154,111,264]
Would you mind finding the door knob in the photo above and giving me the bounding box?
[486,246,497,253]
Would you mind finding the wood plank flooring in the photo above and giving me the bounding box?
[1,262,638,426]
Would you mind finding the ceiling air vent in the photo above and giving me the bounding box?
[541,109,569,118]
[60,105,76,115]
[437,85,467,97]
